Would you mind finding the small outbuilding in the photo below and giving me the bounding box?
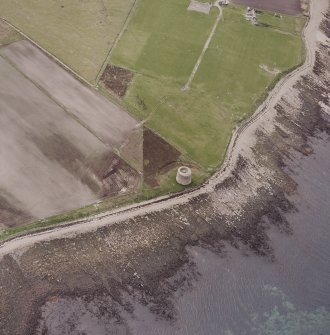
[218,0,229,6]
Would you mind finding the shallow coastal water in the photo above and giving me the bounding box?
[37,134,330,335]
[123,135,330,334]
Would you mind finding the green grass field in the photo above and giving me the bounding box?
[111,0,306,168]
[0,0,135,83]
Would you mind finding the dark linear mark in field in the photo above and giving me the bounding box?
[31,133,103,195]
[100,153,141,197]
[32,133,140,198]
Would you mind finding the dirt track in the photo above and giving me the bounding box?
[183,2,222,90]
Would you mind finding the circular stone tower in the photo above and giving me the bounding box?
[176,166,192,185]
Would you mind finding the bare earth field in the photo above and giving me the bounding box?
[0,41,138,147]
[143,128,181,186]
[0,41,141,227]
[232,0,302,15]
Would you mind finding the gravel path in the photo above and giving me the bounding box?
[183,2,223,90]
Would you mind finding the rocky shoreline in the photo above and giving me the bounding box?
[0,2,329,334]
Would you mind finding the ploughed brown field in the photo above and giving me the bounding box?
[232,0,302,15]
[0,40,142,227]
[143,128,181,186]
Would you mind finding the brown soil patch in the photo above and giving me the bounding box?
[143,128,181,186]
[232,0,302,15]
[100,65,134,97]
[98,153,141,197]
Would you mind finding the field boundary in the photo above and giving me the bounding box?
[95,0,140,84]
[0,16,143,129]
[0,17,96,88]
